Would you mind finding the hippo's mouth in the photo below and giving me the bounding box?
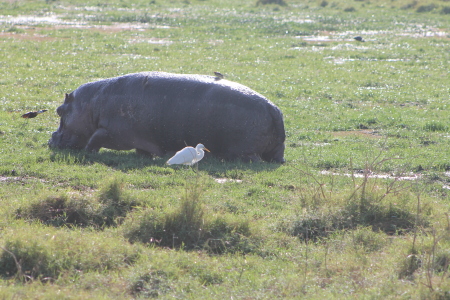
[48,130,85,150]
[48,131,60,148]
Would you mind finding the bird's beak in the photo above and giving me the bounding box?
[204,148,210,152]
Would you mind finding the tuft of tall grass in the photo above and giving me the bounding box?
[0,225,141,281]
[130,270,172,298]
[423,121,448,132]
[280,201,422,241]
[15,194,98,227]
[97,177,140,226]
[16,177,140,228]
[125,176,256,253]
[283,153,429,241]
[398,253,422,279]
[416,3,437,12]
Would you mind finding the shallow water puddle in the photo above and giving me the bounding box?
[301,36,354,42]
[214,178,243,184]
[299,28,448,42]
[319,169,450,189]
[0,14,83,25]
[0,14,171,30]
[320,170,421,181]
[444,172,450,189]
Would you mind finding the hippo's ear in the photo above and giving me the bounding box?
[64,93,75,103]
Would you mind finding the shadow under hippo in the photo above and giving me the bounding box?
[48,72,286,163]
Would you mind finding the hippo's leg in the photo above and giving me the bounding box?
[262,143,285,163]
[243,153,262,163]
[224,151,262,163]
[136,149,153,157]
[135,140,164,158]
[85,128,109,152]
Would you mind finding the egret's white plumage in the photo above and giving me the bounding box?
[167,144,210,166]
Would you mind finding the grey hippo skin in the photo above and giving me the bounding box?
[48,72,285,163]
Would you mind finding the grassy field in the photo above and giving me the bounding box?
[1,0,450,298]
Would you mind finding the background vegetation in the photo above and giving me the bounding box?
[0,0,449,298]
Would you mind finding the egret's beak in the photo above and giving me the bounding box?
[204,148,210,152]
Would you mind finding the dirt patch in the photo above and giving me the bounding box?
[0,32,57,41]
[129,37,173,45]
[81,23,171,32]
[332,130,383,139]
[0,176,47,184]
[208,39,224,46]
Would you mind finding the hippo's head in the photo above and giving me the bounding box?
[48,92,95,150]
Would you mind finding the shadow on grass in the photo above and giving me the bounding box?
[49,148,156,171]
[49,148,283,174]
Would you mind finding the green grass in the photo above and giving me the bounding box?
[1,0,450,298]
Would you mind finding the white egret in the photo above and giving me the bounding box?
[167,144,210,166]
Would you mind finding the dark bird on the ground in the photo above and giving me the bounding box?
[214,71,224,80]
[354,36,365,42]
[21,109,48,119]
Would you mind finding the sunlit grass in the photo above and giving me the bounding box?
[0,0,449,298]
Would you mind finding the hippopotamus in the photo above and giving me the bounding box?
[48,72,285,163]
